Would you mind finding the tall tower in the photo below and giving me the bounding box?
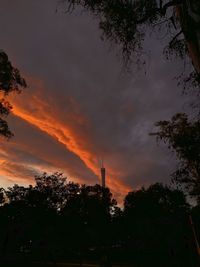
[101,160,106,188]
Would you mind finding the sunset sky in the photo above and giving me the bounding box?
[0,0,190,201]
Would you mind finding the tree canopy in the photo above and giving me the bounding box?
[61,0,200,75]
[0,50,27,139]
[1,174,197,266]
[152,113,200,202]
[124,183,189,221]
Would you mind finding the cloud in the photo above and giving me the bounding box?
[1,111,98,184]
[0,0,192,203]
[8,77,131,197]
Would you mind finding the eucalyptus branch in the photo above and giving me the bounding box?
[169,29,183,46]
[161,0,182,15]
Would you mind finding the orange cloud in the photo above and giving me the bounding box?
[12,105,129,196]
[0,160,35,185]
[6,78,131,200]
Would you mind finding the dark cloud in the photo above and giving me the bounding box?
[0,0,190,200]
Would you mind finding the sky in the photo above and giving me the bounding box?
[0,0,190,202]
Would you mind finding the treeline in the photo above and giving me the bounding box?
[0,172,199,266]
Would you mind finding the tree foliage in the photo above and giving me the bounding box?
[0,50,27,139]
[0,174,198,266]
[60,0,200,92]
[59,1,162,60]
[61,1,198,63]
[124,182,189,216]
[152,113,200,201]
[0,188,5,205]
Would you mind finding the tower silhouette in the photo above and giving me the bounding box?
[101,160,106,188]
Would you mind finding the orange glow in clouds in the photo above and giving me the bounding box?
[7,82,130,199]
[13,105,130,196]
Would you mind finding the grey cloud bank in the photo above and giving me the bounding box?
[0,0,190,197]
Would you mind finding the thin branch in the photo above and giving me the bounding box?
[169,29,183,46]
[152,18,169,27]
[162,0,182,15]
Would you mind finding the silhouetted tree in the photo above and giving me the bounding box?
[152,113,200,202]
[6,184,28,203]
[34,172,69,210]
[5,172,79,212]
[1,173,119,260]
[124,183,189,221]
[61,184,117,250]
[191,205,200,244]
[122,183,193,266]
[62,183,117,218]
[0,176,198,266]
[2,174,68,260]
[0,188,5,205]
[61,1,200,78]
[0,50,27,139]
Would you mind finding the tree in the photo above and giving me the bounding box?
[5,172,71,211]
[122,183,192,266]
[61,184,117,248]
[33,172,70,210]
[3,174,118,258]
[6,184,28,203]
[0,50,27,139]
[124,182,189,216]
[0,188,5,205]
[0,177,196,265]
[151,113,200,202]
[61,0,200,77]
[2,173,71,258]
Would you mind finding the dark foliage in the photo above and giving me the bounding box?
[59,0,165,64]
[0,188,5,205]
[152,113,200,202]
[59,1,200,91]
[0,50,27,139]
[122,183,195,266]
[60,1,198,61]
[0,173,198,266]
[0,50,26,94]
[124,183,189,216]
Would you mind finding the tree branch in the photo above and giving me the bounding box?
[161,0,182,15]
[169,29,183,46]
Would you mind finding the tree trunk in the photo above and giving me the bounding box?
[176,1,200,74]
